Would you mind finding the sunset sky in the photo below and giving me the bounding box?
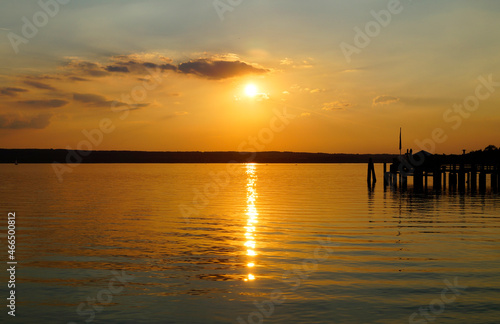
[1,0,499,154]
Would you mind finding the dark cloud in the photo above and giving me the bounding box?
[68,76,89,82]
[23,80,57,91]
[322,101,352,111]
[142,62,177,71]
[66,60,109,77]
[0,87,28,97]
[373,95,400,105]
[73,93,149,109]
[18,99,68,108]
[73,93,108,104]
[0,113,52,129]
[177,59,268,79]
[105,65,129,73]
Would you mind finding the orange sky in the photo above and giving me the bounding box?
[1,1,499,154]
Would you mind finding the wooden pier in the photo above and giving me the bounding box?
[379,150,500,193]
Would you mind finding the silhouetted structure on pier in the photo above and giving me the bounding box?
[383,148,500,193]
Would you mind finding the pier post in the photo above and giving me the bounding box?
[492,165,498,193]
[442,166,447,191]
[414,167,423,192]
[390,163,397,190]
[433,165,442,191]
[470,164,477,193]
[479,164,486,193]
[383,163,388,188]
[367,158,376,188]
[458,163,466,193]
[449,164,457,192]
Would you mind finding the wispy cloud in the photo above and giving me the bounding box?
[23,80,57,91]
[0,113,52,129]
[322,101,352,111]
[18,99,68,108]
[0,87,28,97]
[73,93,148,109]
[177,59,268,80]
[373,95,400,106]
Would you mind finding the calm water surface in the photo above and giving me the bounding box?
[1,164,499,323]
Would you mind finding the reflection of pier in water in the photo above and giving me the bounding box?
[244,164,258,281]
[377,150,500,193]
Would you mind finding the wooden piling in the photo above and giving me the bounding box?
[414,167,424,192]
[442,166,447,191]
[470,164,477,193]
[491,166,498,192]
[479,164,486,193]
[458,163,466,193]
[367,158,376,187]
[433,166,441,191]
[383,163,388,188]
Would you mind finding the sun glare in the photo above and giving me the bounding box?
[244,84,258,97]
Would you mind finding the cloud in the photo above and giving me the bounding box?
[73,93,108,104]
[254,93,270,101]
[0,87,28,97]
[0,113,52,129]
[73,93,148,109]
[322,101,352,111]
[105,65,129,73]
[18,99,68,108]
[68,76,89,82]
[23,80,57,91]
[141,62,177,71]
[373,95,400,105]
[301,112,311,117]
[177,59,268,79]
[64,60,109,77]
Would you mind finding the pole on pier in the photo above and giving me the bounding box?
[449,164,457,192]
[433,165,442,191]
[458,163,466,193]
[414,167,423,192]
[390,162,397,190]
[442,166,447,191]
[383,163,388,188]
[470,164,477,193]
[479,164,486,193]
[491,165,498,193]
[367,158,376,188]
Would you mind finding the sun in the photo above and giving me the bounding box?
[244,84,258,98]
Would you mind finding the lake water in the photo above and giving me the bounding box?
[1,163,499,324]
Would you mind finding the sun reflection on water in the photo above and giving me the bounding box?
[244,163,258,282]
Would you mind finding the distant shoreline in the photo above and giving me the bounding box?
[0,149,397,164]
